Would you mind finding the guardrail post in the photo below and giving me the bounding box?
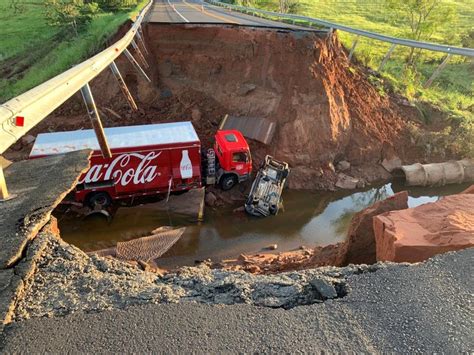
[348,36,359,61]
[131,39,149,69]
[109,61,138,111]
[80,83,112,159]
[378,43,396,72]
[424,54,451,88]
[0,166,11,201]
[124,49,152,83]
[136,31,149,56]
[328,27,334,40]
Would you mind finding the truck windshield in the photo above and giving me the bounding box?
[232,152,248,163]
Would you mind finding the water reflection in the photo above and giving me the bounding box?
[57,182,470,267]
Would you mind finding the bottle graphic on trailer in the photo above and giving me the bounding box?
[180,150,193,179]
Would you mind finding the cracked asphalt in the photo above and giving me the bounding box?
[1,248,472,353]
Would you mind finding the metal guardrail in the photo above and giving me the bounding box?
[0,0,153,156]
[206,0,474,57]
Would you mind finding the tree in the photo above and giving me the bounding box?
[235,0,254,7]
[278,0,300,14]
[96,0,138,11]
[386,0,456,65]
[44,0,98,36]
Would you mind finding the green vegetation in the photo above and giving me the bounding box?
[236,0,473,156]
[0,0,148,102]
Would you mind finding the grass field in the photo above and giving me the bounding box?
[0,0,148,103]
[251,0,473,124]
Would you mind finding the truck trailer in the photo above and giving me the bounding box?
[30,121,252,208]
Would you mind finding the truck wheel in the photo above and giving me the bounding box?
[86,192,112,209]
[220,175,238,191]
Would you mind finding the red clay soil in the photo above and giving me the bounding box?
[340,191,409,265]
[374,194,474,263]
[5,24,427,190]
[216,242,346,274]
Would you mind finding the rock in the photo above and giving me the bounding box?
[237,83,256,96]
[309,278,337,299]
[374,194,474,263]
[191,107,202,122]
[21,135,36,146]
[335,173,360,189]
[309,242,346,267]
[356,179,366,189]
[237,254,248,262]
[210,63,222,75]
[21,135,36,145]
[159,88,173,99]
[264,244,278,251]
[343,191,409,265]
[381,157,402,173]
[336,160,350,172]
[327,162,336,173]
[205,191,217,207]
[460,185,474,194]
[244,265,261,273]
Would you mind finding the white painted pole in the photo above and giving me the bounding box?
[0,166,9,201]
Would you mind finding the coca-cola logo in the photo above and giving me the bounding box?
[79,151,161,187]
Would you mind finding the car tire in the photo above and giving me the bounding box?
[220,174,238,191]
[86,192,112,209]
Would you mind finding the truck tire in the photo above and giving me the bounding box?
[86,192,112,209]
[220,174,238,191]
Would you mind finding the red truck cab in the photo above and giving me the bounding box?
[214,130,252,190]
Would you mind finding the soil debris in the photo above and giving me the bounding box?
[13,232,394,321]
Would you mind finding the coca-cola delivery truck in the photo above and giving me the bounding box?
[29,121,252,208]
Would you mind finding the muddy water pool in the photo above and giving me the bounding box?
[58,182,470,268]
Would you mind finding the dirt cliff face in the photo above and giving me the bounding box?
[6,24,414,189]
[145,24,408,188]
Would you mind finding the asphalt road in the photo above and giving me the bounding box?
[146,0,309,28]
[1,248,472,353]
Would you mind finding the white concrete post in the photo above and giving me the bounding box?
[0,166,9,201]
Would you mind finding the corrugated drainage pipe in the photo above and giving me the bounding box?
[399,159,474,187]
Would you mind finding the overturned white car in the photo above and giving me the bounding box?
[245,155,290,217]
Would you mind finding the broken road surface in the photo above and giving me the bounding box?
[1,248,472,352]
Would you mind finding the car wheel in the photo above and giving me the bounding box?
[87,192,112,209]
[220,175,238,191]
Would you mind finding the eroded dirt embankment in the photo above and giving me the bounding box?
[6,24,422,189]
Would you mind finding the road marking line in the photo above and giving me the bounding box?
[183,0,237,24]
[166,0,190,22]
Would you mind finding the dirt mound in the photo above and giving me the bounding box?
[6,24,418,189]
